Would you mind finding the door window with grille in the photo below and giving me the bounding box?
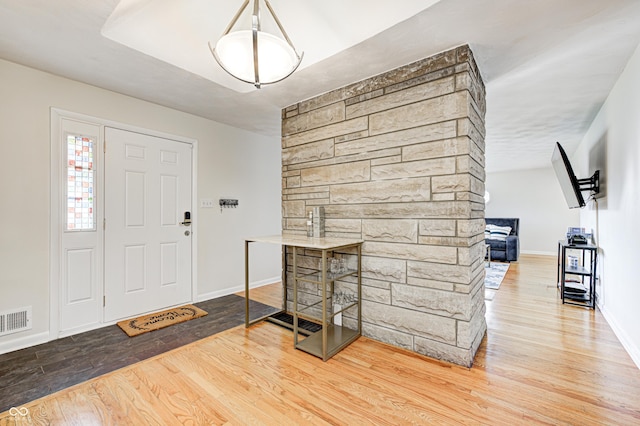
[66,134,95,231]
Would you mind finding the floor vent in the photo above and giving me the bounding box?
[0,306,32,337]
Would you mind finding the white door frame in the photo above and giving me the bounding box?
[50,108,198,339]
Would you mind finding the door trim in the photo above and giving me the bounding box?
[50,108,198,339]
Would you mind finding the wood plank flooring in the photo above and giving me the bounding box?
[0,295,278,414]
[236,281,284,310]
[2,255,640,425]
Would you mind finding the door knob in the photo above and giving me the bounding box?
[184,230,191,236]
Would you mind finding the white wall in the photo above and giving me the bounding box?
[574,42,640,368]
[0,59,281,351]
[486,167,580,255]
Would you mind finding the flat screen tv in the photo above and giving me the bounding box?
[552,142,585,209]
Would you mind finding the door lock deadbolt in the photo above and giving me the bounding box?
[180,211,191,226]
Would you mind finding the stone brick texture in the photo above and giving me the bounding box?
[281,45,486,367]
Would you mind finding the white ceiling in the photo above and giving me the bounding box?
[1,0,640,173]
[101,0,441,93]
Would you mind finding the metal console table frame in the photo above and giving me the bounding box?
[244,235,363,361]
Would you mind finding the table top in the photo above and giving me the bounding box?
[246,234,363,250]
[558,240,598,249]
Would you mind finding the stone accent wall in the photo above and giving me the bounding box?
[281,45,486,366]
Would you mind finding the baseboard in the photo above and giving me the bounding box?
[600,304,640,370]
[0,331,50,356]
[520,250,556,256]
[196,276,280,303]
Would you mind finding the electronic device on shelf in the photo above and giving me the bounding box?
[568,234,588,245]
[564,283,587,294]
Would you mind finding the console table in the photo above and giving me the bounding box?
[244,235,363,361]
[557,240,597,309]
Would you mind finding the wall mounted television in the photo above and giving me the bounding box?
[551,142,600,209]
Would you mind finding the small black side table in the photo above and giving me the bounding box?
[557,240,597,309]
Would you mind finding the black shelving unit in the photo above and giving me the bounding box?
[557,240,597,309]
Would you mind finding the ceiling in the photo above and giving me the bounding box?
[1,0,640,173]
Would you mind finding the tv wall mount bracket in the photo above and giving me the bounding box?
[578,170,600,194]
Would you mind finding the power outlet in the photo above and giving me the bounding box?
[200,199,214,208]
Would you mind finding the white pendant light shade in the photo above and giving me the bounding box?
[214,30,300,84]
[210,0,303,89]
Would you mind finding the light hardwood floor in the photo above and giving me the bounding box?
[2,255,640,425]
[236,282,284,310]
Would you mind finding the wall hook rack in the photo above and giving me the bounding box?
[219,198,239,212]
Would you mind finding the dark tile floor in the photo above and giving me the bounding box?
[0,295,278,413]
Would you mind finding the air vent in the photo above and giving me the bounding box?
[0,306,32,336]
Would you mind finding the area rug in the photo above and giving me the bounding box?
[485,289,497,301]
[485,262,510,290]
[117,304,207,337]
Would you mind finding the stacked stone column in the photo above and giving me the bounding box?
[281,45,486,366]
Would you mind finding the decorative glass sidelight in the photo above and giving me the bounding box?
[66,134,95,231]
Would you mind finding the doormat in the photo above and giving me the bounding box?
[267,311,322,335]
[117,305,208,337]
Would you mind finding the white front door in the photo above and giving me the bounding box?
[104,127,193,322]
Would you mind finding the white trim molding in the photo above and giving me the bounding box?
[600,305,640,370]
[49,108,199,340]
[196,276,281,303]
[0,331,50,356]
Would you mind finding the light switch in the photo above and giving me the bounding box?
[200,199,214,208]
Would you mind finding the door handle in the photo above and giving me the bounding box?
[180,211,191,226]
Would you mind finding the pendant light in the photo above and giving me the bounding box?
[209,0,303,89]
